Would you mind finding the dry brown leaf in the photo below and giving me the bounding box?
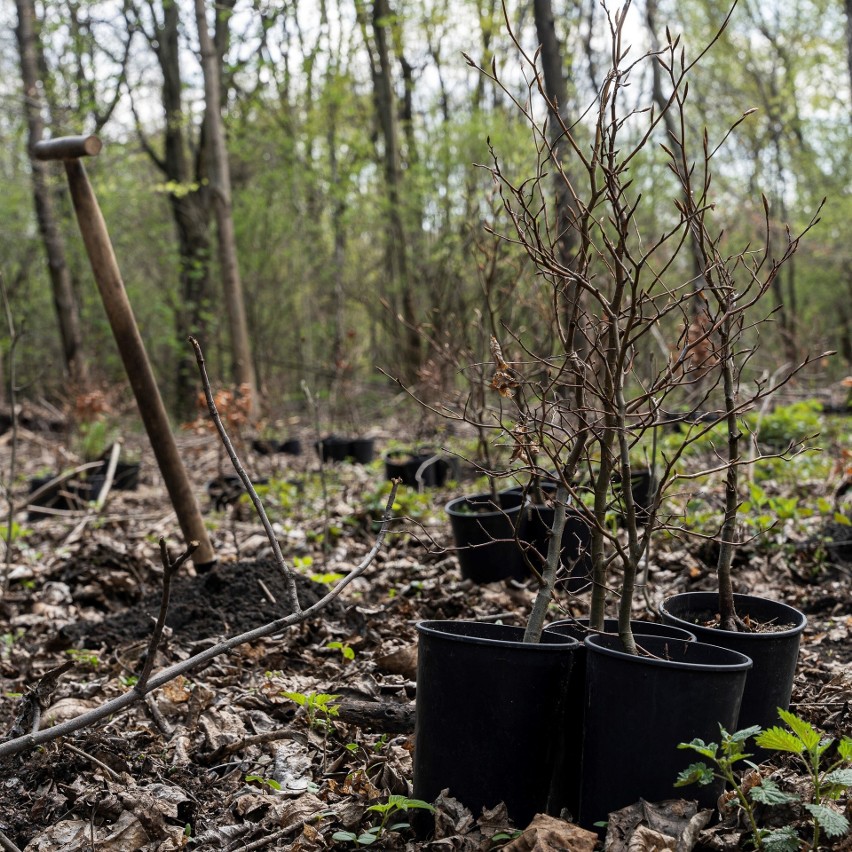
[503,813,597,852]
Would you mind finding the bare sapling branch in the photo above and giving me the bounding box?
[134,537,199,694]
[190,335,301,614]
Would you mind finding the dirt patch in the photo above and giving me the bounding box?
[55,559,347,650]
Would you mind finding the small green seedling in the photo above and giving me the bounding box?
[245,774,282,792]
[677,708,852,851]
[281,690,340,730]
[755,708,852,850]
[65,648,100,669]
[327,641,356,661]
[332,795,435,846]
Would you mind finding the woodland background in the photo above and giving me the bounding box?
[0,0,850,423]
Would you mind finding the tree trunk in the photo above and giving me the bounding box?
[369,0,421,382]
[532,0,584,355]
[143,0,213,420]
[14,0,87,387]
[194,0,257,417]
[846,0,852,116]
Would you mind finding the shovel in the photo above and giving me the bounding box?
[33,134,215,567]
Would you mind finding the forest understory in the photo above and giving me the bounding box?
[0,412,850,852]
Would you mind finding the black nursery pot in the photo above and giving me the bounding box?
[413,621,579,833]
[613,468,655,524]
[279,438,302,456]
[346,437,375,464]
[316,435,350,463]
[445,491,527,583]
[384,448,454,488]
[543,618,697,822]
[580,634,751,830]
[502,484,592,591]
[87,460,141,499]
[659,592,807,737]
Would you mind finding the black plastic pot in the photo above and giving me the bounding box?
[613,468,655,524]
[87,460,141,497]
[279,438,302,456]
[27,474,87,517]
[502,484,592,590]
[384,448,454,488]
[413,620,579,832]
[543,618,697,821]
[445,491,527,583]
[347,437,376,464]
[659,592,807,736]
[580,634,751,830]
[315,435,350,463]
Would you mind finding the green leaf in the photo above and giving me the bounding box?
[755,726,806,754]
[748,778,799,806]
[730,725,763,744]
[838,737,852,762]
[675,762,715,787]
[777,708,822,751]
[762,825,802,852]
[678,738,718,759]
[822,768,852,788]
[833,512,851,526]
[332,831,357,842]
[356,832,379,845]
[803,803,850,838]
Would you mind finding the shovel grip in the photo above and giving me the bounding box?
[33,135,102,161]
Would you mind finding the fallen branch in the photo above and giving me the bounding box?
[0,480,399,759]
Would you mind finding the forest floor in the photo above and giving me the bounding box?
[0,411,850,851]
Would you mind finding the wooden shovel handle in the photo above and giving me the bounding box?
[33,135,102,161]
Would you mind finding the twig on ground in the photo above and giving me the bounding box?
[63,741,123,781]
[93,440,122,512]
[0,481,400,759]
[134,538,198,694]
[1,275,21,597]
[2,660,75,741]
[0,828,23,852]
[190,336,301,613]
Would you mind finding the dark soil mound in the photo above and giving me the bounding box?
[56,559,347,649]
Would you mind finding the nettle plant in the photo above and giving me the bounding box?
[446,3,823,647]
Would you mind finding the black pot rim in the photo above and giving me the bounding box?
[547,617,697,642]
[416,619,579,652]
[445,493,522,518]
[660,591,807,640]
[585,633,753,672]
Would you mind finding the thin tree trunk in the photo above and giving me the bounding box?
[846,0,852,116]
[533,0,583,348]
[369,0,421,381]
[14,0,87,386]
[194,0,257,416]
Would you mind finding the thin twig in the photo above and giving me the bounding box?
[93,440,122,512]
[63,741,123,782]
[134,538,198,695]
[0,828,23,852]
[190,336,301,614]
[1,276,20,597]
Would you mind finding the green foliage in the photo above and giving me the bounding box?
[327,641,356,662]
[746,401,823,450]
[74,420,116,462]
[245,773,282,791]
[331,795,435,846]
[65,648,100,669]
[281,690,340,730]
[1,521,31,545]
[677,709,852,850]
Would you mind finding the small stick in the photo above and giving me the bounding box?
[0,828,23,852]
[190,336,302,614]
[63,741,122,781]
[93,441,122,512]
[134,538,198,695]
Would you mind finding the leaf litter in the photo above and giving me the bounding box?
[0,428,850,850]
